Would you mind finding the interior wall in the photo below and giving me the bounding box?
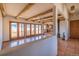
[0,11,3,50]
[59,20,65,38]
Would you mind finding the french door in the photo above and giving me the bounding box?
[19,23,24,38]
[10,22,25,40]
[26,24,31,36]
[10,22,18,39]
[39,25,42,34]
[31,24,35,35]
[36,24,39,35]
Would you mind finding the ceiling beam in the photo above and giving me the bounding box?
[0,3,6,17]
[26,8,53,20]
[36,18,52,22]
[31,15,53,22]
[43,19,53,21]
[16,3,34,18]
[41,19,53,23]
[41,15,53,19]
[43,22,53,25]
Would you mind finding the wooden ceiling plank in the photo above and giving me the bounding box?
[16,3,34,18]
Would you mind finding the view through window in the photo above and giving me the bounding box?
[19,23,24,37]
[11,23,18,38]
[27,24,30,36]
[31,24,35,35]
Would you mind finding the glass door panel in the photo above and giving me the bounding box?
[27,24,30,36]
[44,25,47,33]
[36,25,39,34]
[31,24,34,35]
[19,23,24,37]
[11,23,18,38]
[39,25,41,34]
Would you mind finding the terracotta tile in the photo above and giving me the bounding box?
[58,38,79,56]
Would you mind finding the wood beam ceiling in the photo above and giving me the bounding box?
[26,8,53,20]
[0,3,53,25]
[31,15,53,22]
[16,3,34,18]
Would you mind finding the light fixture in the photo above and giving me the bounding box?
[70,5,75,13]
[71,5,75,11]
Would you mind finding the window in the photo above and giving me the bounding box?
[43,25,47,33]
[44,25,46,30]
[39,25,41,34]
[26,24,30,36]
[19,23,24,37]
[11,23,18,38]
[10,22,46,40]
[31,24,35,35]
[36,25,39,34]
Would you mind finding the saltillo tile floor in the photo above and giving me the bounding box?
[58,38,79,56]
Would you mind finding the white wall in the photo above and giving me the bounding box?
[0,11,3,50]
[59,21,65,38]
[59,20,69,40]
[64,5,69,40]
